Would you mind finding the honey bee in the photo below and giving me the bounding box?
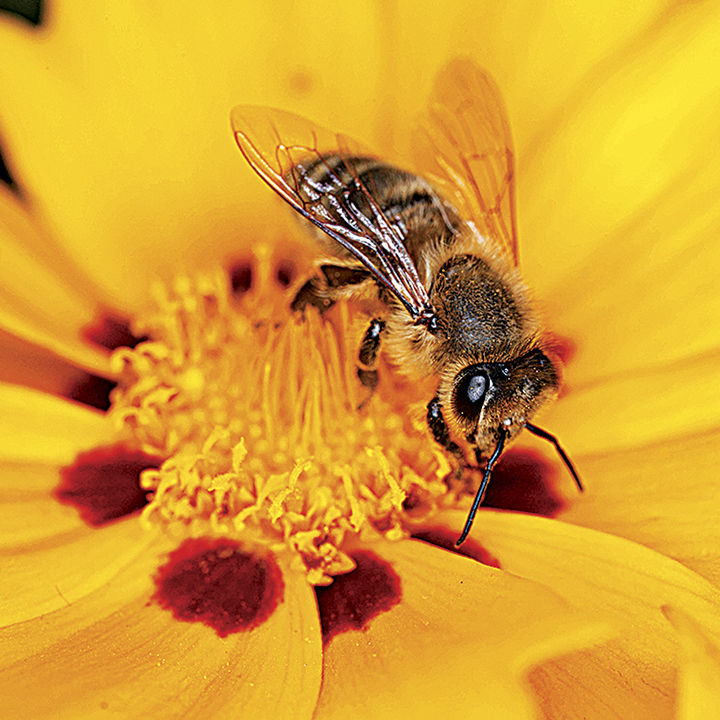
[231,58,582,545]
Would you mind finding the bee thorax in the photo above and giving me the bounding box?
[430,254,536,361]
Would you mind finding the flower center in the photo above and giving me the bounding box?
[109,255,454,584]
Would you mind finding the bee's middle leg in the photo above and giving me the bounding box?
[356,318,385,407]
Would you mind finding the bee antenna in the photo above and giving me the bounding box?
[524,421,584,492]
[455,430,506,546]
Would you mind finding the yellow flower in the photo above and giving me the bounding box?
[1,2,720,719]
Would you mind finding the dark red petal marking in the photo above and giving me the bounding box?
[411,528,501,568]
[82,313,148,351]
[153,538,284,637]
[55,445,161,526]
[64,373,117,411]
[483,449,564,517]
[546,332,576,366]
[275,261,296,288]
[315,550,401,645]
[229,262,253,295]
[66,313,146,410]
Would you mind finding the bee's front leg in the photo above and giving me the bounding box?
[426,396,464,461]
[356,318,385,407]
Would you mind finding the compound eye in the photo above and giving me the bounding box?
[453,366,490,421]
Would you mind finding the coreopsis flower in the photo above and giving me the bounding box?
[1,3,720,719]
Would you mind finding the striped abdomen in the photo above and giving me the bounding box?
[292,155,459,265]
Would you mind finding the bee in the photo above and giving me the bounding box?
[231,58,582,545]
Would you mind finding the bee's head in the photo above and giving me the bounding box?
[446,348,559,459]
[443,346,583,546]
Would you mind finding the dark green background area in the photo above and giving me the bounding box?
[0,148,13,190]
[0,0,43,190]
[0,0,43,25]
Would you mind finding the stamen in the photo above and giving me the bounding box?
[108,266,453,583]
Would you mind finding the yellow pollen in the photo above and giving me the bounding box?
[110,258,454,584]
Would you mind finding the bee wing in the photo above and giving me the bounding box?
[414,58,519,265]
[231,106,435,322]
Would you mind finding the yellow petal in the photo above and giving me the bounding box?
[315,536,607,720]
[664,605,720,720]
[0,541,322,719]
[559,428,720,588]
[521,1,720,294]
[0,461,88,547]
[0,2,688,311]
[0,327,109,401]
[0,2,387,309]
[519,3,720,428]
[1,442,162,557]
[0,185,111,375]
[545,351,720,456]
[441,510,720,719]
[0,518,153,625]
[0,383,111,464]
[546,183,720,390]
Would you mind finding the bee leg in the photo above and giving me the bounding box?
[320,264,370,288]
[356,318,385,408]
[426,396,463,460]
[291,264,370,314]
[290,276,335,313]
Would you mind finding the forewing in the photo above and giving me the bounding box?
[231,106,434,321]
[413,58,519,264]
